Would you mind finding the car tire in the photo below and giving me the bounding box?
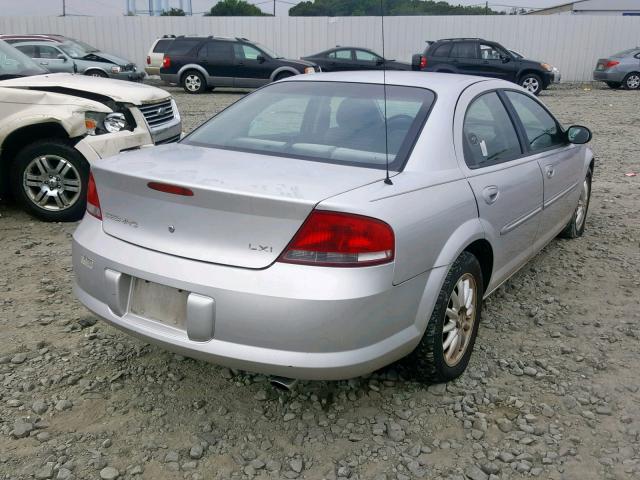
[559,170,592,239]
[85,70,108,78]
[182,71,206,94]
[520,73,543,95]
[623,72,640,90]
[10,139,89,222]
[406,251,483,384]
[274,71,294,81]
[605,81,622,89]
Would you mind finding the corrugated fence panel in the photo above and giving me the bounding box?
[1,15,640,81]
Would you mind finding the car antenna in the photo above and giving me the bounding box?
[380,0,392,185]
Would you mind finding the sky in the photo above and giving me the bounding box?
[0,0,567,17]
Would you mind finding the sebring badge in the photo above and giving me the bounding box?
[168,225,175,233]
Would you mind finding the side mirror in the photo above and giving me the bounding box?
[256,55,266,64]
[501,55,511,63]
[376,58,385,66]
[566,125,592,144]
[57,54,67,62]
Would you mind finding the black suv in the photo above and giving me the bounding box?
[160,36,318,93]
[412,38,556,95]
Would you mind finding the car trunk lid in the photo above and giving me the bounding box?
[92,143,385,269]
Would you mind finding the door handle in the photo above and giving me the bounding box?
[40,61,49,65]
[482,186,500,205]
[545,166,555,178]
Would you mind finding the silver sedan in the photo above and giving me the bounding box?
[72,72,593,382]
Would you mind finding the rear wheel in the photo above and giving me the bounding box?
[10,139,89,222]
[623,72,640,90]
[406,251,483,384]
[605,81,621,89]
[182,71,206,94]
[520,73,543,95]
[559,170,591,239]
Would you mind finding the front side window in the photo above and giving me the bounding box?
[37,45,62,59]
[355,50,380,62]
[451,42,478,59]
[235,44,262,61]
[463,92,522,168]
[505,91,565,152]
[479,44,504,60]
[184,81,436,170]
[329,49,352,60]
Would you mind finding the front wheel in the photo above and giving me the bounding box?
[10,139,89,222]
[623,72,640,90]
[85,70,108,78]
[520,73,543,95]
[559,170,591,239]
[406,251,483,383]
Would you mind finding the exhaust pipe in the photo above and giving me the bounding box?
[270,376,299,391]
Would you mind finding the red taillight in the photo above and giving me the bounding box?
[162,55,171,69]
[604,60,620,69]
[86,172,102,220]
[146,55,151,65]
[148,182,194,196]
[420,56,427,69]
[278,211,394,267]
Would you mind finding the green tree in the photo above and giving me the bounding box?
[161,7,186,16]
[206,0,268,16]
[289,0,502,16]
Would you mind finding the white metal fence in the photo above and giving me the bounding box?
[1,15,639,82]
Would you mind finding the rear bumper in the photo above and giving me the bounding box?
[72,215,446,380]
[593,70,625,82]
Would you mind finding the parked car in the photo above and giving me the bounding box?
[593,47,640,89]
[146,35,176,76]
[301,46,410,72]
[72,71,593,383]
[1,34,144,81]
[160,36,319,93]
[0,40,181,221]
[412,38,558,95]
[12,40,144,81]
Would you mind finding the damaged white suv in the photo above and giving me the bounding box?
[0,40,181,221]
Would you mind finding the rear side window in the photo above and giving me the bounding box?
[184,81,436,171]
[328,50,352,60]
[199,41,233,61]
[431,43,452,57]
[166,39,201,55]
[153,39,173,53]
[463,92,522,168]
[451,42,478,59]
[14,45,36,57]
[505,91,565,152]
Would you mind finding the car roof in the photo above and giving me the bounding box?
[285,70,492,92]
[13,40,63,46]
[0,34,65,42]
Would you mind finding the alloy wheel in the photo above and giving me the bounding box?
[442,273,478,367]
[575,178,589,230]
[626,74,640,89]
[185,74,202,92]
[522,77,540,94]
[23,155,82,212]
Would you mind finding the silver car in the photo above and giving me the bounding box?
[593,47,640,90]
[72,72,593,382]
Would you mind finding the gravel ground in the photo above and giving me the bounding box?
[1,83,639,480]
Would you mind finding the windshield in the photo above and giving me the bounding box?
[253,42,282,59]
[184,81,435,170]
[58,41,89,59]
[0,40,47,79]
[67,37,99,53]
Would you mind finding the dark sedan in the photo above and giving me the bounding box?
[302,47,411,72]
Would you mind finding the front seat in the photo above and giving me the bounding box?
[324,98,386,152]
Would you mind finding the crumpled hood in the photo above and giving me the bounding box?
[83,51,133,66]
[0,73,169,104]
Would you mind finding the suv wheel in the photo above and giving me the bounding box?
[623,72,640,90]
[182,71,206,94]
[10,139,89,222]
[405,251,483,383]
[520,73,543,95]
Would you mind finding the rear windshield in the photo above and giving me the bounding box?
[153,39,173,53]
[183,81,435,170]
[167,38,201,55]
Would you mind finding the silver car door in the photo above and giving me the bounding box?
[454,86,544,294]
[504,91,583,249]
